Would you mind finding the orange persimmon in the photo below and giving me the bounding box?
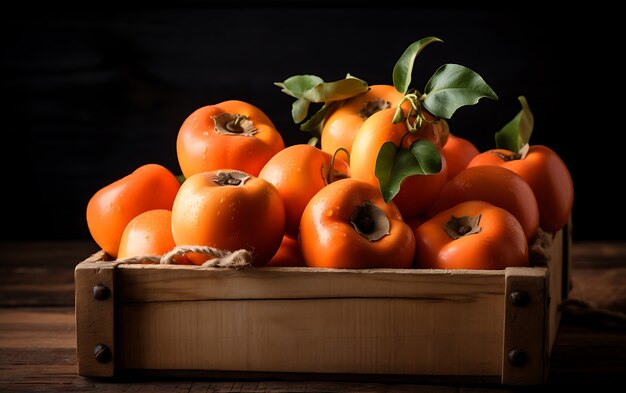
[415,201,529,270]
[176,100,285,178]
[467,145,573,233]
[171,170,285,266]
[350,107,448,218]
[441,133,479,180]
[86,164,181,258]
[321,85,403,162]
[299,178,415,269]
[258,144,349,237]
[427,165,539,241]
[117,209,190,264]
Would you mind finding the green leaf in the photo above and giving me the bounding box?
[392,105,406,124]
[495,96,534,153]
[392,37,443,94]
[274,75,324,99]
[423,64,498,119]
[291,98,310,124]
[307,136,319,147]
[302,76,368,103]
[299,102,336,138]
[375,140,442,203]
[176,174,186,185]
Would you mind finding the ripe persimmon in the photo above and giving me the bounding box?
[321,85,403,162]
[171,170,285,266]
[176,100,285,178]
[299,178,415,269]
[427,165,539,241]
[86,164,181,258]
[415,201,529,270]
[266,235,306,267]
[350,107,448,218]
[467,145,573,233]
[441,133,479,180]
[117,209,190,264]
[259,144,350,237]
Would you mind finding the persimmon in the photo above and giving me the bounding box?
[441,133,479,180]
[414,201,529,270]
[117,209,190,264]
[427,165,539,241]
[350,107,448,218]
[299,178,415,269]
[321,85,403,162]
[86,164,181,258]
[176,100,285,178]
[258,144,350,237]
[171,170,285,266]
[266,235,306,267]
[467,145,573,233]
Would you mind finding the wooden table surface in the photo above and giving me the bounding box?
[1,240,626,392]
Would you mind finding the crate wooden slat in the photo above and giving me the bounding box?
[75,227,567,384]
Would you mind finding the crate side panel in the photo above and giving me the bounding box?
[116,266,504,302]
[117,295,504,376]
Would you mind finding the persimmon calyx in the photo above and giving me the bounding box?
[359,98,391,119]
[213,170,250,187]
[444,214,482,240]
[491,143,530,161]
[350,201,390,242]
[213,113,258,136]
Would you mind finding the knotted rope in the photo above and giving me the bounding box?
[113,245,253,268]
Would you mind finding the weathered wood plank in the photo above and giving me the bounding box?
[501,267,548,385]
[114,265,505,302]
[75,260,117,377]
[0,308,75,348]
[117,296,505,376]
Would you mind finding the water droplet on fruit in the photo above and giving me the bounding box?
[325,209,334,217]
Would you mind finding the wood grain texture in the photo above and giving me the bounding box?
[502,267,548,385]
[115,264,504,302]
[0,240,98,307]
[2,240,626,391]
[117,296,504,376]
[75,259,118,377]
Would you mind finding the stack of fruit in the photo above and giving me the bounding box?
[86,37,573,270]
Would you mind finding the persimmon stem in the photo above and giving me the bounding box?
[322,147,350,185]
[396,92,440,133]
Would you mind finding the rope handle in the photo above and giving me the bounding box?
[112,245,253,268]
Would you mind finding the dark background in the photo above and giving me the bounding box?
[1,5,621,242]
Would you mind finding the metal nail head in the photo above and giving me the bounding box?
[93,284,110,301]
[508,349,527,367]
[509,290,529,307]
[94,343,112,363]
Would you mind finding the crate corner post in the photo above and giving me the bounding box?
[501,266,549,385]
[74,255,118,377]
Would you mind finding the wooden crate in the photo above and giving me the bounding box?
[75,226,570,385]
